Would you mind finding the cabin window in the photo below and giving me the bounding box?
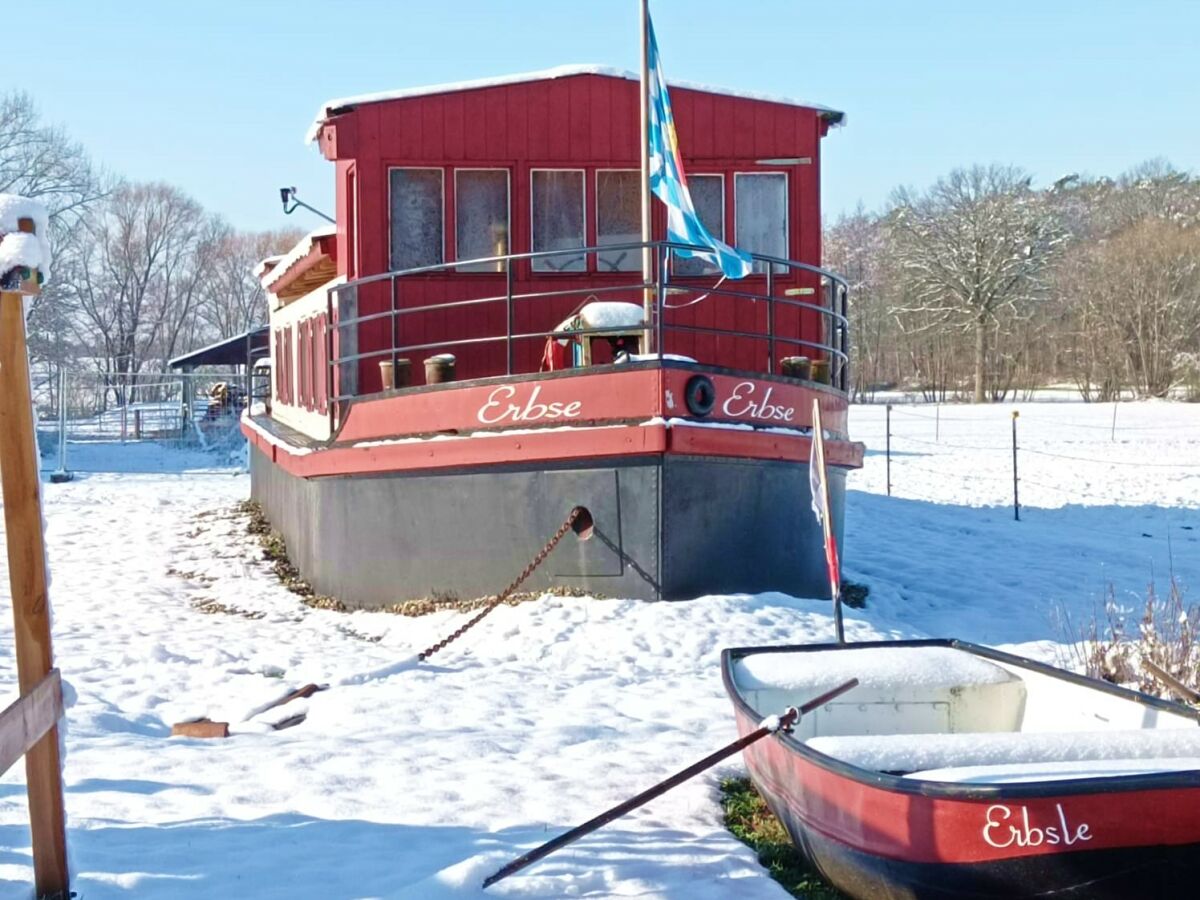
[735,172,788,273]
[389,167,444,271]
[456,169,510,272]
[596,170,640,272]
[531,169,585,272]
[673,174,725,276]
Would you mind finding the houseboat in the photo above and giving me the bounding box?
[244,65,864,609]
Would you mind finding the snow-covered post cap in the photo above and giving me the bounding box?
[0,194,52,294]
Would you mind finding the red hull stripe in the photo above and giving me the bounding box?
[734,705,1200,865]
[323,366,853,445]
[243,417,863,479]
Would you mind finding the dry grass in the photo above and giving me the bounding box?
[1059,574,1198,697]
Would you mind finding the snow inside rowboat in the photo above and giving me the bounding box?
[730,645,1200,783]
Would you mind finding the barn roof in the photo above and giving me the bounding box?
[304,64,845,143]
[169,325,268,370]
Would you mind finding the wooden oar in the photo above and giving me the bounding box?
[482,677,859,889]
[1143,659,1200,705]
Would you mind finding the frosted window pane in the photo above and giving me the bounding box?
[456,170,509,273]
[389,168,443,271]
[596,170,640,272]
[674,175,725,276]
[532,170,585,272]
[736,173,787,273]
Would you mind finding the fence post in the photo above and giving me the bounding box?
[1011,410,1020,522]
[51,368,71,483]
[885,402,892,497]
[1111,401,1118,442]
[0,218,71,898]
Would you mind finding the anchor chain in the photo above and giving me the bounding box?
[418,507,582,662]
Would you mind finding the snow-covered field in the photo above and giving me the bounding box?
[1,400,1198,898]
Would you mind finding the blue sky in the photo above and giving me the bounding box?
[10,1,1199,232]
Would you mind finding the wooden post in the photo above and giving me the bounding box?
[0,217,70,899]
[1011,410,1021,522]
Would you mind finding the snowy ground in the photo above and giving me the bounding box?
[0,401,1198,898]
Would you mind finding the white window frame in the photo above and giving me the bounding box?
[387,166,446,272]
[530,167,587,273]
[454,167,512,273]
[670,172,726,276]
[594,168,642,273]
[734,170,789,273]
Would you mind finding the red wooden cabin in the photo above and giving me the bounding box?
[267,66,845,407]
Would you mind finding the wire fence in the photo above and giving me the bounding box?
[34,370,252,475]
[853,400,1200,513]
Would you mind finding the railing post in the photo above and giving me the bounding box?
[841,283,850,391]
[766,267,775,374]
[655,243,667,357]
[506,261,514,375]
[390,276,398,376]
[326,287,336,432]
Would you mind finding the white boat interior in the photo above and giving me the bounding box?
[731,646,1200,783]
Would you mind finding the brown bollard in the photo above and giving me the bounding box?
[780,356,812,380]
[424,354,456,384]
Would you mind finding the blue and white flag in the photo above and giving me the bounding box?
[647,17,753,280]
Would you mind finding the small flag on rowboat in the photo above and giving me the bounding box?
[810,399,844,641]
[647,16,753,280]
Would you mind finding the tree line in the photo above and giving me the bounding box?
[825,161,1200,402]
[1,91,301,405]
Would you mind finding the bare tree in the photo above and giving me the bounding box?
[1,92,106,404]
[70,182,215,396]
[825,206,893,399]
[887,165,1065,401]
[201,228,303,339]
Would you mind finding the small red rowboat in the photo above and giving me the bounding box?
[722,639,1200,899]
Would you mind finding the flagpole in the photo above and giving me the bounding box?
[639,0,654,355]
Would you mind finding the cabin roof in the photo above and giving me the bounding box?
[304,64,845,143]
[259,225,338,301]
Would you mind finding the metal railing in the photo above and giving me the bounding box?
[326,240,850,407]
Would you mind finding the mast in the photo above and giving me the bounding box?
[639,0,654,354]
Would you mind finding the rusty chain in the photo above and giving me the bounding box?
[418,507,582,662]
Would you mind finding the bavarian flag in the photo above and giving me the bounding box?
[647,17,754,279]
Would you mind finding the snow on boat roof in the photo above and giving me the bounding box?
[304,64,846,143]
[260,226,336,291]
[810,728,1200,774]
[734,646,1015,693]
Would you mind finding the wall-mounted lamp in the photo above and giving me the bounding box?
[279,186,336,224]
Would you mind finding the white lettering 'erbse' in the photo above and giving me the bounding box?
[476,384,583,425]
[720,381,795,423]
